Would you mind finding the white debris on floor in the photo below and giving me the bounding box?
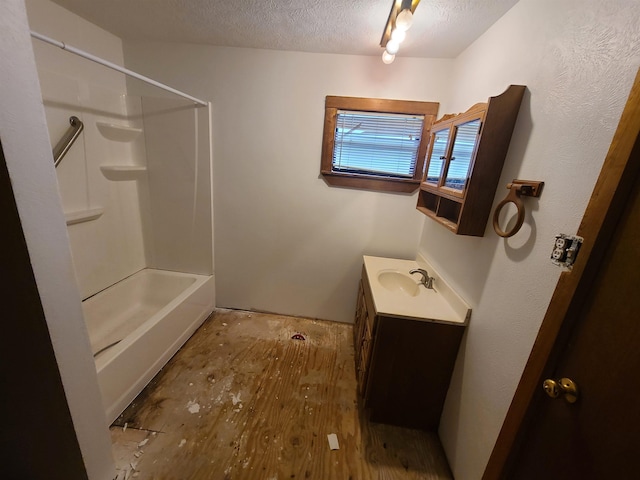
[110,427,156,480]
[186,399,201,414]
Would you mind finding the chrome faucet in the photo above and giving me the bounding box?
[409,268,435,289]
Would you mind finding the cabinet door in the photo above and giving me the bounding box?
[442,116,483,195]
[353,282,367,361]
[357,318,373,397]
[424,125,450,186]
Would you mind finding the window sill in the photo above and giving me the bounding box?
[321,171,420,193]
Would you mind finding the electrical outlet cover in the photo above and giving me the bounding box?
[551,234,584,268]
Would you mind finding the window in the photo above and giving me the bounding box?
[321,96,439,193]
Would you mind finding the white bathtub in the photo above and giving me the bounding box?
[83,268,215,423]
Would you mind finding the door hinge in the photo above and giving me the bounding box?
[551,234,583,268]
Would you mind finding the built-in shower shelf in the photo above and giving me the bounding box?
[64,207,105,225]
[96,122,143,142]
[100,165,147,181]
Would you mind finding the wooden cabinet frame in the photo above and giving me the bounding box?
[417,85,525,236]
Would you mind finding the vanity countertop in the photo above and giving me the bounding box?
[363,255,471,326]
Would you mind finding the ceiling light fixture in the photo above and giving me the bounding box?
[385,39,400,55]
[391,28,406,43]
[380,0,419,65]
[395,8,414,31]
[382,51,396,64]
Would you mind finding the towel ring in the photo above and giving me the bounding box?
[493,184,525,237]
[492,180,544,238]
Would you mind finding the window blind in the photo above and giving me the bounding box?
[332,110,424,178]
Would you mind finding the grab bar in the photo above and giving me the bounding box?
[53,116,84,167]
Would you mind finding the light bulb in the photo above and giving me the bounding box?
[385,39,400,55]
[382,51,395,64]
[395,9,413,31]
[391,28,406,43]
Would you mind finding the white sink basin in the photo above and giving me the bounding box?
[377,270,420,297]
[363,255,471,325]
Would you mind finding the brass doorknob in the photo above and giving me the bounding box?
[543,377,579,403]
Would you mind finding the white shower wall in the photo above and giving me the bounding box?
[27,0,214,297]
[141,96,213,275]
[27,0,148,299]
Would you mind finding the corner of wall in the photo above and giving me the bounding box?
[1,1,115,478]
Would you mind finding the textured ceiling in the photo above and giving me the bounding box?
[50,0,519,58]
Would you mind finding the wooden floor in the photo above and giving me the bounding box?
[111,309,453,480]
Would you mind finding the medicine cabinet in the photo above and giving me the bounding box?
[417,85,525,236]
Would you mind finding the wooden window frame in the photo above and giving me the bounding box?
[321,96,439,193]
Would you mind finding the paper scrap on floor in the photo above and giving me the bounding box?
[327,433,339,450]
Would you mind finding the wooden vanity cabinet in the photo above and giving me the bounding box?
[353,267,465,431]
[417,84,525,236]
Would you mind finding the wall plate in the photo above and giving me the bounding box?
[551,234,583,268]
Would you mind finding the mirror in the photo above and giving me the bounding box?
[444,118,482,191]
[425,128,449,184]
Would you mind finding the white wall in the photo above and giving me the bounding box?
[26,0,148,299]
[140,96,213,275]
[123,44,453,322]
[424,1,640,478]
[0,0,114,478]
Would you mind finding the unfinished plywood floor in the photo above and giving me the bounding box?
[111,309,453,480]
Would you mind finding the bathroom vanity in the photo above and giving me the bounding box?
[354,256,470,431]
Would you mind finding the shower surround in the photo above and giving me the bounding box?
[29,0,214,423]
